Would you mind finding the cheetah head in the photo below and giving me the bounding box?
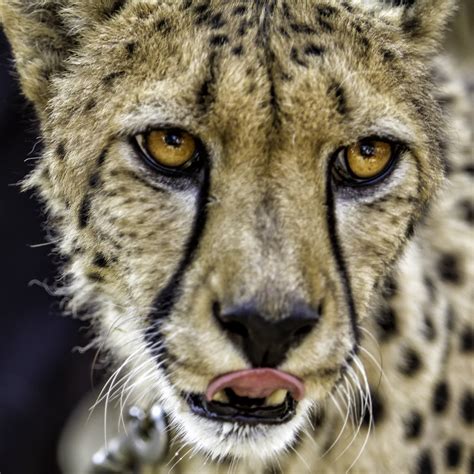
[1,0,455,464]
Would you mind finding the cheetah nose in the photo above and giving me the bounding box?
[206,368,305,402]
[213,301,320,367]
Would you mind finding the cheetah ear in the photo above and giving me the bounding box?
[367,0,457,55]
[0,0,124,114]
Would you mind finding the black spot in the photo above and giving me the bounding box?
[93,253,108,268]
[424,275,436,300]
[404,411,423,439]
[317,17,333,32]
[316,5,338,18]
[209,34,229,47]
[237,20,249,36]
[102,71,125,86]
[79,195,92,229]
[56,142,66,160]
[402,15,422,37]
[462,164,474,175]
[125,41,136,56]
[290,23,316,34]
[458,199,474,225]
[469,451,474,474]
[85,98,97,111]
[381,48,396,62]
[210,12,226,29]
[445,440,463,468]
[154,18,172,33]
[87,272,104,283]
[437,253,462,284]
[460,326,474,352]
[232,5,246,16]
[375,306,397,341]
[304,43,324,56]
[193,2,210,15]
[433,381,450,414]
[416,449,434,474]
[231,45,244,56]
[398,346,422,376]
[460,391,474,425]
[423,316,436,341]
[105,0,127,18]
[328,82,347,115]
[362,390,384,426]
[290,47,307,67]
[381,276,397,299]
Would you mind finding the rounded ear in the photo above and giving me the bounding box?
[0,1,73,113]
[359,0,457,56]
[0,0,125,114]
[396,0,457,55]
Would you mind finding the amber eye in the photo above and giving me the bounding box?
[346,140,393,179]
[139,129,197,169]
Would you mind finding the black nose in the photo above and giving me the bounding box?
[213,301,320,367]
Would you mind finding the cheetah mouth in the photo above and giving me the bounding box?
[186,368,304,425]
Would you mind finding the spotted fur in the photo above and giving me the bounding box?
[1,0,472,472]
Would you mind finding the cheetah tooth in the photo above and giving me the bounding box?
[266,389,288,406]
[211,390,229,403]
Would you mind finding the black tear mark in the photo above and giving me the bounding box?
[145,165,211,361]
[328,82,347,115]
[125,42,136,57]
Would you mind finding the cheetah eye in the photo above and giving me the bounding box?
[135,129,199,172]
[333,138,398,186]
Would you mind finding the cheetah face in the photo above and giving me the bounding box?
[2,0,451,463]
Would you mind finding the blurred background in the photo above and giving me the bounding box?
[0,30,96,474]
[0,4,472,474]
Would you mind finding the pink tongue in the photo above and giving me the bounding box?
[206,369,305,402]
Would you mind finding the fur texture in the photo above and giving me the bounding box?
[1,0,472,472]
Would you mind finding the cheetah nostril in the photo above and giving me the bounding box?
[213,301,320,367]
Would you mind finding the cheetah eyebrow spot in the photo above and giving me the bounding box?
[328,81,347,115]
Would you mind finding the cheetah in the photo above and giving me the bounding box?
[1,0,472,473]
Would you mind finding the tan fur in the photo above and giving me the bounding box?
[1,0,472,472]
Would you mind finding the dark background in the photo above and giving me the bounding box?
[0,31,95,474]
